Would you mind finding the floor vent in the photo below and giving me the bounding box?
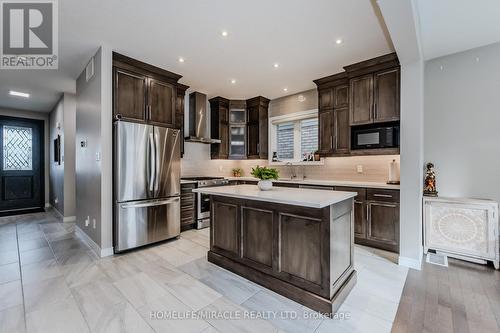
[426,252,449,267]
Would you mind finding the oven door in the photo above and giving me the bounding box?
[197,192,211,219]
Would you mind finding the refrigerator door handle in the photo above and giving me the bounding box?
[154,131,160,192]
[120,197,180,209]
[148,132,155,192]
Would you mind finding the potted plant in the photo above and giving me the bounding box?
[232,168,243,177]
[250,166,279,191]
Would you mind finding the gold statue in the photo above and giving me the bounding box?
[423,162,438,196]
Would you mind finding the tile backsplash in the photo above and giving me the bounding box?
[181,143,400,183]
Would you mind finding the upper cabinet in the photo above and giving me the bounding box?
[344,53,400,126]
[148,78,175,127]
[373,68,400,123]
[210,96,269,160]
[314,52,400,157]
[247,96,270,160]
[112,53,187,129]
[313,73,351,156]
[349,74,373,125]
[114,69,147,122]
[210,97,230,159]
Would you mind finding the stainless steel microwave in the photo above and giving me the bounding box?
[351,125,399,150]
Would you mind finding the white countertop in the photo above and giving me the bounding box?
[225,177,400,190]
[193,185,357,208]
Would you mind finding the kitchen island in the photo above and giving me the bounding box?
[193,185,357,314]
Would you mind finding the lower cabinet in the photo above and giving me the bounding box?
[336,186,400,253]
[353,200,366,239]
[366,201,399,252]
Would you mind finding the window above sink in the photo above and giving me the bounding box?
[269,109,324,165]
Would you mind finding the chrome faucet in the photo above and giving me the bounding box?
[286,162,297,180]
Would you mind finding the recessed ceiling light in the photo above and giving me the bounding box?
[273,63,279,68]
[221,30,228,37]
[9,90,30,98]
[178,57,185,63]
[231,79,236,84]
[335,38,343,45]
[283,88,288,92]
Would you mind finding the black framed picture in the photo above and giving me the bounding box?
[54,135,61,165]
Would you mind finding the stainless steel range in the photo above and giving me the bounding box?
[181,177,229,229]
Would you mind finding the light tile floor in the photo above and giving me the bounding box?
[0,210,408,333]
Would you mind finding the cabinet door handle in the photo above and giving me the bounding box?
[330,135,333,149]
[257,143,260,154]
[335,135,338,149]
[374,103,378,119]
[148,105,152,120]
[367,204,370,220]
[374,193,392,198]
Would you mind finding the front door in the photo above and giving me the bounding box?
[0,116,44,214]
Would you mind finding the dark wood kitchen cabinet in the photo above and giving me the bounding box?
[113,68,147,122]
[318,110,334,154]
[113,52,188,129]
[246,96,270,159]
[176,84,189,157]
[148,78,175,127]
[349,74,373,125]
[336,186,399,253]
[345,53,400,125]
[210,97,230,159]
[374,68,400,123]
[314,73,350,156]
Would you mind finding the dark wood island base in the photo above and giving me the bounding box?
[207,194,357,315]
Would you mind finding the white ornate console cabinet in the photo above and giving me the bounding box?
[423,197,499,269]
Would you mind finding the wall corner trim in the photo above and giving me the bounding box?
[398,252,423,270]
[75,225,113,258]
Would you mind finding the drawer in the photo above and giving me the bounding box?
[367,189,399,203]
[335,187,366,201]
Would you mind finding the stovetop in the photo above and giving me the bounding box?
[182,176,228,187]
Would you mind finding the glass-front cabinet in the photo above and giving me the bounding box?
[228,101,247,159]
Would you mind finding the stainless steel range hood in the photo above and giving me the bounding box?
[185,92,221,144]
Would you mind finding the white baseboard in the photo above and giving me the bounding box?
[75,225,114,258]
[398,248,423,270]
[63,216,76,222]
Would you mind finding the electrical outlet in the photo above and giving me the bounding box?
[54,198,58,204]
[85,216,90,227]
[218,165,223,172]
[92,218,96,229]
[95,152,101,161]
[357,165,363,173]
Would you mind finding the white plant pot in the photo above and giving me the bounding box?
[257,180,273,191]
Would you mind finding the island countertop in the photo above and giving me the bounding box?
[192,184,357,208]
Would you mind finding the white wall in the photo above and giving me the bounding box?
[425,42,500,203]
[0,108,50,207]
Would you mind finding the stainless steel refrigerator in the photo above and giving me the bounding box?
[114,121,181,252]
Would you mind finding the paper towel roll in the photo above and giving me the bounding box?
[388,159,400,184]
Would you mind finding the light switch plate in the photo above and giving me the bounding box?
[357,165,363,173]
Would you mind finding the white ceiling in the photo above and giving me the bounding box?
[0,0,394,112]
[417,0,500,60]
